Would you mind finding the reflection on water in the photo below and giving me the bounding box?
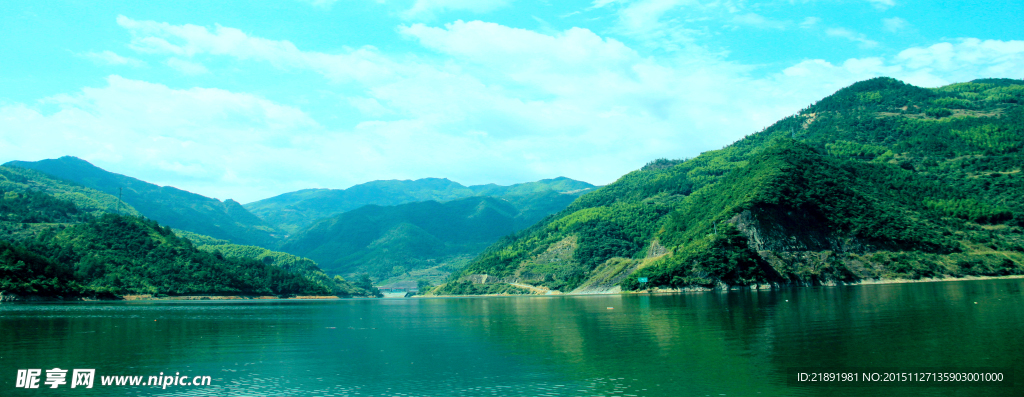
[1,279,1022,396]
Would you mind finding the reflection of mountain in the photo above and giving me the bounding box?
[3,281,1019,395]
[431,281,1024,395]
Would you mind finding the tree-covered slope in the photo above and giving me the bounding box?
[4,157,280,246]
[279,190,590,283]
[1,213,333,299]
[0,165,141,217]
[468,177,595,197]
[245,177,595,234]
[195,243,380,297]
[436,77,1024,295]
[0,175,365,298]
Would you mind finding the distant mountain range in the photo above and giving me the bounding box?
[280,188,593,282]
[245,177,595,234]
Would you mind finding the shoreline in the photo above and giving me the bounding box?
[0,293,349,303]
[5,275,1023,302]
[120,295,345,301]
[423,274,1024,297]
[626,274,1024,295]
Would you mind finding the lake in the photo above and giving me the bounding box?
[2,278,1022,396]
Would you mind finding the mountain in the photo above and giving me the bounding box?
[4,157,280,247]
[0,213,331,299]
[279,187,593,283]
[2,157,595,290]
[0,173,374,298]
[194,243,380,297]
[245,177,595,234]
[0,165,142,217]
[435,77,1024,295]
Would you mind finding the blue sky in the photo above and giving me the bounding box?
[2,0,1022,203]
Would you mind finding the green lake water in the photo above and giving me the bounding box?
[2,279,1022,396]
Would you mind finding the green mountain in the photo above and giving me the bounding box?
[194,243,380,297]
[0,176,373,298]
[279,188,592,283]
[245,177,595,234]
[5,157,280,247]
[1,165,142,217]
[0,214,332,299]
[435,77,1024,295]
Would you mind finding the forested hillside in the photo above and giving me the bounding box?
[3,156,594,293]
[279,189,591,284]
[5,157,280,246]
[1,214,334,299]
[195,243,380,297]
[246,177,594,234]
[0,175,371,299]
[1,165,141,217]
[436,77,1024,295]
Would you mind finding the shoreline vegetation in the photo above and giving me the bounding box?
[423,274,1024,297]
[3,274,1022,302]
[0,293,363,302]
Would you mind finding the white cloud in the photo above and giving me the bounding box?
[116,15,400,85]
[402,0,513,20]
[866,0,896,11]
[800,17,821,29]
[8,16,1024,203]
[612,0,704,50]
[0,76,320,201]
[297,0,339,8]
[166,57,209,75]
[79,50,146,67]
[590,0,620,8]
[781,38,1024,90]
[882,17,908,33]
[112,18,814,183]
[730,13,790,30]
[894,38,1024,82]
[826,27,879,48]
[400,21,638,76]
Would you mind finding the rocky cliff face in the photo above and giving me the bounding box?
[732,206,840,252]
[729,205,906,286]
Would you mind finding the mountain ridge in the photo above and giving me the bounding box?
[278,189,594,284]
[0,171,378,298]
[245,176,596,234]
[5,156,282,247]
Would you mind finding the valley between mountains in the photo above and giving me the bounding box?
[2,77,1023,299]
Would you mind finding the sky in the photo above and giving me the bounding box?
[1,1,1022,204]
